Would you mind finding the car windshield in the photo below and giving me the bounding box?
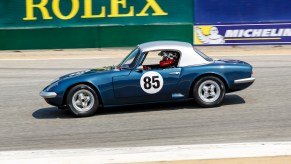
[193,48,214,62]
[118,47,140,69]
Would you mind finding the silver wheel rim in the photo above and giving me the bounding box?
[72,89,95,112]
[198,80,221,103]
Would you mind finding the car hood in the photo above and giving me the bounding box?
[59,66,119,80]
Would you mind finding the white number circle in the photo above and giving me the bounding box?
[140,71,164,94]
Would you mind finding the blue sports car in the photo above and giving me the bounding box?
[40,41,255,117]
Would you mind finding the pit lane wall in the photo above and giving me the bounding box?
[194,0,291,46]
[0,0,193,50]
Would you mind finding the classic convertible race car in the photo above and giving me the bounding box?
[40,41,255,117]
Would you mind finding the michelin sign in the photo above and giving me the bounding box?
[194,23,291,45]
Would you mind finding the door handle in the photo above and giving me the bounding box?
[169,72,180,75]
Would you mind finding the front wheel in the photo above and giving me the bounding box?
[193,76,225,107]
[66,84,99,117]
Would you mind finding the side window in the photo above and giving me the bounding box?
[142,51,162,66]
[141,50,180,70]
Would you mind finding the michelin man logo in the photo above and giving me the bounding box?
[195,26,225,44]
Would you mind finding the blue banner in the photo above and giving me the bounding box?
[195,0,291,25]
[194,23,291,45]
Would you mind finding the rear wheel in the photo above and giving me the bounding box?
[66,84,99,117]
[193,76,225,107]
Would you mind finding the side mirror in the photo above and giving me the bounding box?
[121,64,130,69]
[136,66,143,72]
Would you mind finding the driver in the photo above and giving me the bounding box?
[159,51,178,68]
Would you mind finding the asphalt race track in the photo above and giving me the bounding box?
[0,54,291,151]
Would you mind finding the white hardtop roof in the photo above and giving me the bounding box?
[138,41,211,67]
[138,41,193,52]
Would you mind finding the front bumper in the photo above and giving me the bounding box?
[40,91,57,98]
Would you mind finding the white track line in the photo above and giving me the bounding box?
[1,142,291,164]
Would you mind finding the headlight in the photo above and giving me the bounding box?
[45,81,59,91]
[51,78,59,84]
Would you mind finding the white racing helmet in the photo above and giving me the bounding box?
[158,51,177,60]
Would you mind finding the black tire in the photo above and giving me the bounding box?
[193,76,225,107]
[66,84,99,117]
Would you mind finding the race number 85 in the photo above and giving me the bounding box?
[140,71,164,94]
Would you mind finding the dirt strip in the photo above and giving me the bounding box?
[135,156,291,164]
[0,45,291,59]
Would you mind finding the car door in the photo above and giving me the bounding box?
[113,50,183,104]
[113,67,182,104]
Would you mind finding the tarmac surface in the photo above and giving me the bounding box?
[0,45,290,155]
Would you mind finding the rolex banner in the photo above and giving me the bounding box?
[0,0,193,28]
[194,23,291,45]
